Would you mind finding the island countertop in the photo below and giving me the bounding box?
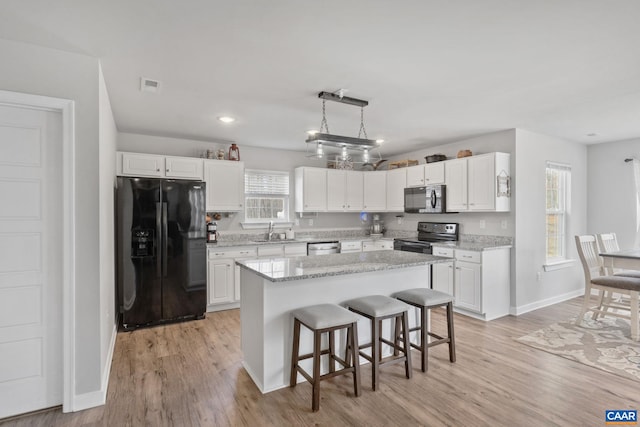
[236,250,448,282]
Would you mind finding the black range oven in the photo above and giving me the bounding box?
[394,222,459,255]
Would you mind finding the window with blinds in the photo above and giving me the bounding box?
[545,162,571,262]
[244,169,290,223]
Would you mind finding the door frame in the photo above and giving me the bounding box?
[0,90,76,412]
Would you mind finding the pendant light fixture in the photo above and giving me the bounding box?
[306,90,382,164]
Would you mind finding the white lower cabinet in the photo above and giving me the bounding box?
[454,259,481,313]
[207,246,257,312]
[431,246,510,320]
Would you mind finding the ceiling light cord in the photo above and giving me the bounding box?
[319,99,330,134]
[358,106,368,139]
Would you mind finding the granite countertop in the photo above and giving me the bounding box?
[236,250,448,282]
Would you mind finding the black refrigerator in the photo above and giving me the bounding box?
[116,177,207,330]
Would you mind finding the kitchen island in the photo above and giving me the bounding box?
[236,250,449,393]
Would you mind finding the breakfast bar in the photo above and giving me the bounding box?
[236,250,449,393]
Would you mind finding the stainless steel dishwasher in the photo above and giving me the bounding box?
[307,241,340,256]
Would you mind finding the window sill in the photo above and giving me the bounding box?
[543,259,576,272]
[240,222,293,230]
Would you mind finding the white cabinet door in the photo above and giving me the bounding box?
[327,170,346,210]
[207,258,234,305]
[165,156,204,179]
[406,165,425,187]
[424,162,445,184]
[122,152,164,177]
[204,160,244,211]
[363,171,386,211]
[454,260,481,313]
[468,154,495,211]
[345,171,364,211]
[386,168,406,212]
[295,167,327,212]
[445,158,468,212]
[432,261,454,296]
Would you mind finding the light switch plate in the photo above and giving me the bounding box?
[479,220,486,229]
[501,220,508,229]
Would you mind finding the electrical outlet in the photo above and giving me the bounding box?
[308,219,314,226]
[294,218,299,226]
[536,271,542,282]
[479,220,486,229]
[501,220,508,229]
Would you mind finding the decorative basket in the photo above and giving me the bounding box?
[457,149,472,158]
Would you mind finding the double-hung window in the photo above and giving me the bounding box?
[545,161,571,263]
[244,169,290,223]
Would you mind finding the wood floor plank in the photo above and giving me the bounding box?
[1,297,639,426]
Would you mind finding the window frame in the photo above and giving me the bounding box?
[545,161,571,264]
[243,169,291,224]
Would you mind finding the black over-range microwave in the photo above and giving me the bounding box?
[404,185,447,213]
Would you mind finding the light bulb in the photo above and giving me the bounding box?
[342,146,348,159]
[316,142,324,158]
[363,149,370,163]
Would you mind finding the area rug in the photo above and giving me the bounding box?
[517,315,640,381]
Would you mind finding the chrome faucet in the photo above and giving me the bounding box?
[267,221,274,241]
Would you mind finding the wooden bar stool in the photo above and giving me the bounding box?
[290,304,362,412]
[344,295,412,391]
[394,288,456,372]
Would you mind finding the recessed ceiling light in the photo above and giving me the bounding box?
[218,116,236,123]
[307,130,319,135]
[586,133,598,137]
[376,139,385,144]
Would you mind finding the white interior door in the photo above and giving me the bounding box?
[0,104,63,418]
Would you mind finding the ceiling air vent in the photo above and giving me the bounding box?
[140,77,160,93]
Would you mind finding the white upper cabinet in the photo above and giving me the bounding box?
[204,160,244,211]
[327,170,363,211]
[424,162,445,184]
[406,162,445,187]
[445,152,510,212]
[445,158,468,211]
[121,152,165,177]
[386,168,406,212]
[165,156,204,179]
[363,171,387,211]
[406,165,425,187]
[295,167,327,212]
[119,152,203,180]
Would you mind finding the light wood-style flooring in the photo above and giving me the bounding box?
[2,297,639,426]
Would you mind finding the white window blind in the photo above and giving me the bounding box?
[245,170,290,195]
[244,169,290,223]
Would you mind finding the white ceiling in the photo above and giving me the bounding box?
[2,0,640,156]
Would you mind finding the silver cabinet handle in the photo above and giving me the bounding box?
[166,169,170,172]
[156,168,160,172]
[463,255,472,259]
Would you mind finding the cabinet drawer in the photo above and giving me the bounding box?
[284,243,308,256]
[258,245,284,257]
[340,240,362,252]
[455,249,481,263]
[208,246,257,259]
[432,247,454,258]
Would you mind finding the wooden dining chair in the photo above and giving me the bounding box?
[575,235,640,340]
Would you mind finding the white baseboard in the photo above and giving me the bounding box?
[71,323,117,412]
[510,289,584,316]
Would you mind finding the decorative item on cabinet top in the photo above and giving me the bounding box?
[228,144,240,161]
[425,154,447,163]
[457,149,472,158]
[388,159,419,169]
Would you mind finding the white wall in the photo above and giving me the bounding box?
[587,138,639,249]
[0,38,104,402]
[382,129,516,237]
[118,133,368,231]
[98,64,117,392]
[514,129,587,311]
